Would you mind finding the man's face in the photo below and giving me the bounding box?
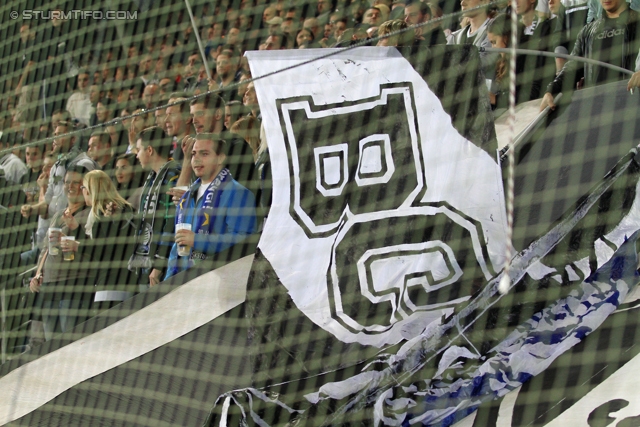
[51,112,65,130]
[303,18,320,37]
[120,109,131,130]
[87,136,109,162]
[136,139,152,170]
[461,0,486,17]
[548,0,561,15]
[285,10,297,20]
[64,171,84,204]
[25,146,43,170]
[20,25,31,43]
[106,125,118,145]
[404,4,426,25]
[117,89,130,104]
[324,23,332,38]
[191,138,225,182]
[52,125,73,154]
[281,17,297,35]
[224,106,235,130]
[140,55,153,73]
[166,105,186,137]
[159,78,172,94]
[216,54,235,79]
[600,0,625,14]
[143,85,158,107]
[317,0,332,14]
[131,112,147,133]
[155,108,167,129]
[155,57,166,74]
[190,103,216,134]
[42,157,54,176]
[263,7,276,23]
[96,102,109,122]
[77,73,90,91]
[334,21,347,39]
[363,8,382,25]
[239,13,250,28]
[51,10,64,27]
[350,2,365,19]
[264,35,283,50]
[211,23,223,38]
[89,85,101,104]
[227,28,240,45]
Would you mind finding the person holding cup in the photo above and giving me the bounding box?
[29,166,94,341]
[72,170,137,313]
[164,133,257,280]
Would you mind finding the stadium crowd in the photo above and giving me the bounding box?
[0,0,639,350]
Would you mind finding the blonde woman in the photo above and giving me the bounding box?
[68,170,137,311]
[376,19,415,46]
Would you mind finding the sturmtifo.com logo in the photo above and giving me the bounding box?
[11,10,138,20]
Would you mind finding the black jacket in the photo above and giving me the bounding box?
[76,204,137,290]
[548,8,640,94]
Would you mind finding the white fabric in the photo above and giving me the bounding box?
[247,48,508,347]
[65,91,91,126]
[0,255,254,426]
[197,179,211,200]
[547,351,640,425]
[0,153,28,184]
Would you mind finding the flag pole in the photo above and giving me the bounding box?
[183,0,213,82]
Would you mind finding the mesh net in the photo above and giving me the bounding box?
[1,1,640,426]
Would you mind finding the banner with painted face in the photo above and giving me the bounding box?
[247,47,509,348]
[205,53,640,426]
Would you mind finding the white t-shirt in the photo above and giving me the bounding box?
[65,91,92,126]
[197,180,212,201]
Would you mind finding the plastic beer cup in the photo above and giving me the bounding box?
[176,223,192,257]
[49,227,62,256]
[61,236,75,261]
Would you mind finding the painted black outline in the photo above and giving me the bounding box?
[363,246,458,322]
[276,82,425,239]
[318,150,346,191]
[357,137,389,181]
[415,201,498,278]
[326,209,490,335]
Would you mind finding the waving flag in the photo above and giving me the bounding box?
[205,50,640,426]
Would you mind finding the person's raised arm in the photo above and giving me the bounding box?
[628,71,640,93]
[167,135,196,205]
[540,26,588,111]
